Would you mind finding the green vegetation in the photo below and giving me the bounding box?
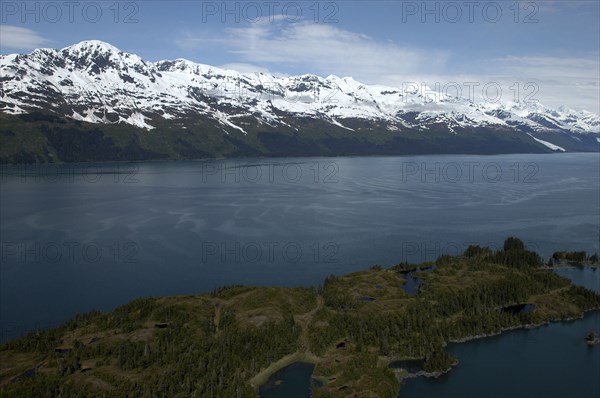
[1,238,599,397]
[2,110,586,164]
[550,250,599,265]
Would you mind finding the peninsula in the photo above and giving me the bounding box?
[1,238,599,397]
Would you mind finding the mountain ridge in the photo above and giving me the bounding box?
[1,40,598,163]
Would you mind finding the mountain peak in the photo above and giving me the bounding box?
[63,40,123,54]
[0,40,598,139]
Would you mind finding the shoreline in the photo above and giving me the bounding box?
[2,151,595,168]
[448,308,599,345]
[398,307,599,387]
[447,321,550,344]
[547,263,600,270]
[398,360,459,380]
[3,247,599,397]
[249,351,321,390]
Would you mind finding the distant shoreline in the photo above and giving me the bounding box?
[1,151,597,167]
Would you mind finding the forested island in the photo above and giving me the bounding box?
[1,238,599,398]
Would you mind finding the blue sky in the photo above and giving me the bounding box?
[1,1,599,111]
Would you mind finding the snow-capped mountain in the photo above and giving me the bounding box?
[1,40,598,160]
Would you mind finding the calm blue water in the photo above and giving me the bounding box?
[259,362,315,398]
[0,153,598,342]
[400,268,600,398]
[402,267,436,295]
[554,267,600,293]
[260,267,600,398]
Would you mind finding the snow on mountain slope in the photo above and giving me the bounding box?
[1,40,598,138]
[527,133,566,152]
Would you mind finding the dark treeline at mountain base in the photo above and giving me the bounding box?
[2,40,599,164]
[2,111,598,165]
[1,238,600,398]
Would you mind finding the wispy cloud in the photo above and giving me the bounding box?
[0,26,51,50]
[487,55,600,111]
[492,55,599,81]
[385,71,599,113]
[396,54,600,110]
[176,19,598,111]
[218,63,279,75]
[176,19,450,81]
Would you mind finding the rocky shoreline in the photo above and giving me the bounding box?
[447,309,600,344]
[448,322,550,344]
[586,338,600,345]
[400,361,459,380]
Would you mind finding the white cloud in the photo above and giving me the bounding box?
[383,71,599,113]
[492,56,599,81]
[0,26,51,51]
[485,56,599,112]
[218,62,280,75]
[177,20,598,112]
[176,19,451,81]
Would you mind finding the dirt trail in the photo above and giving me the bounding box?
[250,296,324,388]
[295,296,324,352]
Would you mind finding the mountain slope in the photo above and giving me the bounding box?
[1,40,598,163]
